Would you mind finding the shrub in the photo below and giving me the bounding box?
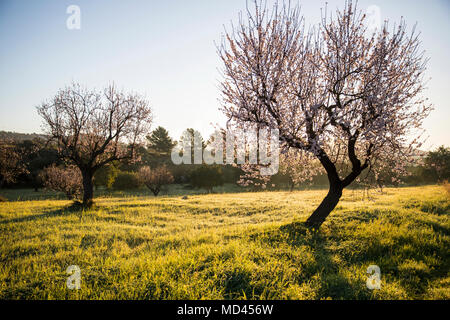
[424,146,450,182]
[138,165,174,196]
[111,171,140,190]
[170,164,195,184]
[190,165,224,193]
[94,162,120,189]
[40,164,82,200]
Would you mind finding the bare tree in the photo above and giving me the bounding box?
[138,165,174,196]
[37,83,152,207]
[219,1,431,228]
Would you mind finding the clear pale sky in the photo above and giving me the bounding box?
[0,0,448,150]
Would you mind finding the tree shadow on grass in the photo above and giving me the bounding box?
[244,221,370,299]
[278,221,372,299]
[362,233,449,297]
[222,269,253,299]
[0,202,85,225]
[282,213,449,299]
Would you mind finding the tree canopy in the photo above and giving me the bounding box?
[37,82,152,206]
[218,0,431,228]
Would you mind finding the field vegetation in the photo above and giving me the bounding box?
[0,185,448,299]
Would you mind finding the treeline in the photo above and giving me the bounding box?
[0,127,241,195]
[0,127,449,195]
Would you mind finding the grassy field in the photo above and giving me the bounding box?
[0,185,448,300]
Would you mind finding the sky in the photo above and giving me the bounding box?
[0,0,448,150]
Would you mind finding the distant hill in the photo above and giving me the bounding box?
[0,131,48,142]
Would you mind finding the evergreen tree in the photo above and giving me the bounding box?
[147,126,175,156]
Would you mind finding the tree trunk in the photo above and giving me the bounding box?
[151,187,160,196]
[289,180,295,192]
[305,182,343,229]
[82,170,94,207]
[302,138,367,228]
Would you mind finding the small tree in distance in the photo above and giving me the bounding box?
[145,126,176,168]
[219,0,432,228]
[424,146,450,182]
[138,165,174,196]
[40,164,82,200]
[37,83,152,207]
[147,126,175,156]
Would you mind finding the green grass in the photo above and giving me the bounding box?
[0,183,246,202]
[0,185,448,299]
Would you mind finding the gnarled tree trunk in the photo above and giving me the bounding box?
[305,182,343,228]
[305,146,365,229]
[81,170,94,207]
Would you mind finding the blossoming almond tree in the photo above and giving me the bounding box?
[40,164,83,200]
[37,83,152,207]
[138,165,174,196]
[218,0,431,228]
